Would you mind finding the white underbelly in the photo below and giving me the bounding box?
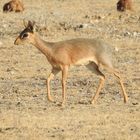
[74,57,97,66]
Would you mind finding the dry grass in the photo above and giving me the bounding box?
[0,0,140,140]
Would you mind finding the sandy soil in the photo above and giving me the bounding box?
[0,0,140,139]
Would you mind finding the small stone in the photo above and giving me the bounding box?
[124,31,131,36]
[16,102,21,106]
[0,41,3,46]
[10,71,15,75]
[115,47,119,52]
[132,102,138,105]
[51,135,55,137]
[33,95,38,97]
[6,68,11,72]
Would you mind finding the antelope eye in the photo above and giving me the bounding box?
[21,33,28,38]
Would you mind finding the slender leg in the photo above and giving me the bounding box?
[91,76,105,104]
[46,68,60,102]
[114,71,128,103]
[86,62,105,104]
[104,65,128,103]
[61,65,69,106]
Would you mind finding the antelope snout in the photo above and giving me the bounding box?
[14,37,20,45]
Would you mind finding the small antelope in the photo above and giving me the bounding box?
[3,0,24,12]
[14,21,128,106]
[117,0,133,12]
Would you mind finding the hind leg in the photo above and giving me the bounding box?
[86,62,105,104]
[113,70,128,103]
[104,64,128,103]
[97,53,128,103]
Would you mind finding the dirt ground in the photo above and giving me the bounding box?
[0,0,140,140]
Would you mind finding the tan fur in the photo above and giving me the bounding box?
[3,0,24,12]
[14,21,128,106]
[117,0,133,12]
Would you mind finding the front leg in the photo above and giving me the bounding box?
[46,68,60,102]
[61,66,69,106]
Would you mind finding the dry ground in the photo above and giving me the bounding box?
[0,0,140,140]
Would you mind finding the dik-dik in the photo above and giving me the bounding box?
[3,0,24,12]
[14,21,128,106]
[117,0,133,12]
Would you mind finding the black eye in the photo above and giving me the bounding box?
[23,33,28,38]
[21,33,28,39]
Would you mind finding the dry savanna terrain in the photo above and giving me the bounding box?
[0,0,140,140]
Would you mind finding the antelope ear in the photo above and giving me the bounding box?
[23,19,28,28]
[27,20,36,31]
[28,20,35,27]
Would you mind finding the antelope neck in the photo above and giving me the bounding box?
[32,34,53,58]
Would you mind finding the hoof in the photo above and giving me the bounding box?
[48,97,54,102]
[91,100,96,104]
[124,97,128,103]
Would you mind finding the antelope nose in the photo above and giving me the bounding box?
[14,38,19,45]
